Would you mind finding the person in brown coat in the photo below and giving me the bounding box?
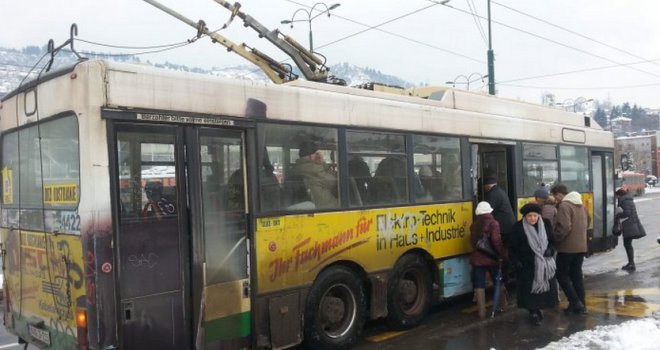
[469,201,505,319]
[550,184,588,315]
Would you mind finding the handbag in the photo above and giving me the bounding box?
[633,223,647,239]
[476,233,498,259]
[612,218,622,236]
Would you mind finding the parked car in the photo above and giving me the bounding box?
[646,175,657,187]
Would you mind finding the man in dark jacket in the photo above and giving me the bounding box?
[550,184,588,315]
[484,177,516,244]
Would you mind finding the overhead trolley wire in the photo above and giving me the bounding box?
[499,56,660,84]
[491,1,660,68]
[501,81,660,91]
[76,38,190,50]
[284,0,485,64]
[428,0,660,80]
[466,0,488,46]
[234,0,484,81]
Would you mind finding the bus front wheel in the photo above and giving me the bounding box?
[385,254,432,329]
[303,266,366,350]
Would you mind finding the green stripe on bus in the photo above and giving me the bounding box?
[205,311,251,343]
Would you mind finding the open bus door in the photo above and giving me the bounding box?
[589,151,616,253]
[471,141,517,213]
[110,120,250,349]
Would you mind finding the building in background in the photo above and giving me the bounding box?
[614,133,659,176]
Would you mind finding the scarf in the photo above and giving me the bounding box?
[522,219,556,294]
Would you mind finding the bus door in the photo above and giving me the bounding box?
[590,151,616,252]
[470,141,516,209]
[111,123,250,349]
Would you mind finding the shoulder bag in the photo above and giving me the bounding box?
[476,233,498,259]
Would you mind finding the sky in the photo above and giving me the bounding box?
[2,0,660,109]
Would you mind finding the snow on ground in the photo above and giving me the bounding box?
[523,187,660,350]
[538,316,660,350]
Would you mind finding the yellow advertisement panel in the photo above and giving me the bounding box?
[2,167,13,204]
[43,184,79,205]
[256,202,473,293]
[2,229,85,329]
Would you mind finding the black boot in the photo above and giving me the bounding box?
[529,310,541,326]
[623,240,635,271]
[564,301,587,315]
[622,263,636,271]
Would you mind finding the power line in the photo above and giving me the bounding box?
[72,42,192,57]
[76,38,190,50]
[428,0,660,80]
[234,0,485,81]
[491,1,660,68]
[284,0,484,64]
[500,81,660,91]
[466,0,488,46]
[499,57,660,84]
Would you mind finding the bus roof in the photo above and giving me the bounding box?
[2,59,613,148]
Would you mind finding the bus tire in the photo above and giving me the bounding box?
[303,266,366,350]
[385,254,432,330]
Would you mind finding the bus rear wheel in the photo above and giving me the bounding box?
[386,254,432,329]
[303,266,366,350]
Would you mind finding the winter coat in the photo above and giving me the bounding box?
[485,185,516,238]
[616,193,646,239]
[552,192,588,253]
[290,158,338,208]
[469,214,504,267]
[508,218,558,310]
[541,203,557,223]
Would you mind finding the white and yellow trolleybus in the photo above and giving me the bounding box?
[0,60,615,349]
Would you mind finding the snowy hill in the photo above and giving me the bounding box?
[0,45,414,98]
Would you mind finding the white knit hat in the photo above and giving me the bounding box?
[475,201,493,215]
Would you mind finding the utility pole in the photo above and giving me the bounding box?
[487,0,495,95]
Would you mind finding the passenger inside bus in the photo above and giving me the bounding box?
[348,156,371,205]
[418,165,443,200]
[259,154,282,211]
[226,170,245,211]
[288,141,338,209]
[439,154,462,199]
[369,156,407,204]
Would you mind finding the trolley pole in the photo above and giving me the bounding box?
[487,0,495,95]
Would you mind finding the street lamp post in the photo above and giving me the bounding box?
[445,73,488,91]
[281,2,340,52]
[487,0,495,95]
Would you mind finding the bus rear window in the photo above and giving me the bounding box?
[1,115,80,211]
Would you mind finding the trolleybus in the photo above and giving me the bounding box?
[0,59,615,349]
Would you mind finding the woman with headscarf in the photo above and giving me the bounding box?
[508,203,558,326]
